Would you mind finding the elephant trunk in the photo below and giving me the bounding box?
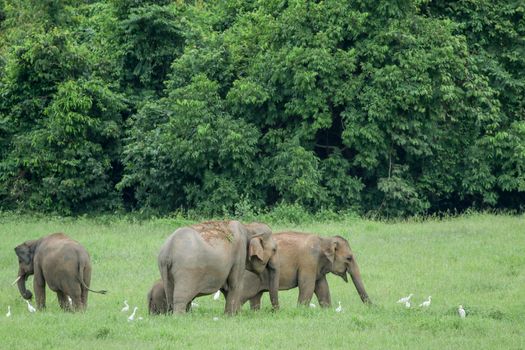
[348,264,371,305]
[267,256,280,310]
[16,268,33,300]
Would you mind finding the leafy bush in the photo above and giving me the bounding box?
[0,0,523,218]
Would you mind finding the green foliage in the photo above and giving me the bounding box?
[0,0,524,217]
[115,0,185,95]
[377,165,430,218]
[263,202,312,225]
[120,74,260,215]
[0,18,124,214]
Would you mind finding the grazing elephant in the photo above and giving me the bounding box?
[158,221,279,315]
[148,280,168,315]
[239,232,371,309]
[14,233,107,311]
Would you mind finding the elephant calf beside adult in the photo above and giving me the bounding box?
[158,220,279,315]
[240,232,371,309]
[13,233,107,311]
[148,279,168,315]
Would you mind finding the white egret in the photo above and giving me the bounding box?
[397,294,413,304]
[458,305,466,318]
[335,301,343,313]
[25,300,36,313]
[128,306,138,321]
[121,300,129,312]
[419,296,432,307]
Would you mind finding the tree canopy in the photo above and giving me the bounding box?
[1,0,523,217]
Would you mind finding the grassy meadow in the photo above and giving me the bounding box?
[0,213,524,349]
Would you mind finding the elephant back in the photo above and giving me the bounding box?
[191,221,237,243]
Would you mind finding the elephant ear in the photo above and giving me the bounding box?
[249,237,265,261]
[323,239,338,264]
[14,242,35,265]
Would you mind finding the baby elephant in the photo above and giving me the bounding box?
[148,280,168,315]
[148,280,200,314]
[14,233,107,311]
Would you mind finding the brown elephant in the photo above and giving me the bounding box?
[14,233,107,311]
[148,280,168,315]
[158,221,279,315]
[239,232,371,309]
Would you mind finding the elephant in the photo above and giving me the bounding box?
[158,220,279,315]
[238,232,371,309]
[148,279,168,315]
[14,233,107,311]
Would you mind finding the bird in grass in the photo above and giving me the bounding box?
[67,296,73,307]
[25,300,36,313]
[128,306,138,322]
[309,303,316,308]
[121,300,129,312]
[458,305,466,318]
[6,306,11,317]
[419,296,432,308]
[397,293,413,304]
[213,290,221,300]
[405,301,411,309]
[191,301,199,308]
[335,301,343,313]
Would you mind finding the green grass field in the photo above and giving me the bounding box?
[0,214,524,349]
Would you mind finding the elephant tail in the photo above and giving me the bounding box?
[78,263,108,295]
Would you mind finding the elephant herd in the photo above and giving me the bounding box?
[13,220,371,314]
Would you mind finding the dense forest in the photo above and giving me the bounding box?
[0,0,523,217]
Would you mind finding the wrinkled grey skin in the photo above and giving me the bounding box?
[148,279,168,315]
[158,221,279,315]
[239,232,371,309]
[14,233,106,311]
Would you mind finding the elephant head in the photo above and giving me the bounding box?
[14,240,39,300]
[323,236,371,304]
[244,222,280,309]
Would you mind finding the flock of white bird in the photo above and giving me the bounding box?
[121,300,143,321]
[396,293,466,318]
[3,291,466,319]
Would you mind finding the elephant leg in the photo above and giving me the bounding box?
[248,292,264,310]
[67,284,83,312]
[56,291,70,311]
[80,267,91,309]
[314,276,332,308]
[172,278,197,314]
[80,287,88,310]
[33,269,46,309]
[297,270,316,306]
[163,273,175,313]
[224,264,244,315]
[225,287,241,315]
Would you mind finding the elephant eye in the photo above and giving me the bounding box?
[346,256,353,261]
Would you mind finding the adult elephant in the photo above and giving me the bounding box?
[158,221,279,315]
[240,232,371,309]
[13,233,107,311]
